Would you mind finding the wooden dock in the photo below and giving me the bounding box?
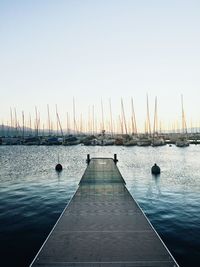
[31,156,179,267]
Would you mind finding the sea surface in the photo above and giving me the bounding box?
[0,145,200,267]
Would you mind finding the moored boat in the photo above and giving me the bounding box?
[175,136,190,147]
[151,137,165,146]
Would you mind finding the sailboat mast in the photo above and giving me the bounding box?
[10,108,13,135]
[38,111,41,136]
[181,94,187,134]
[101,99,105,132]
[1,120,5,136]
[47,104,51,136]
[153,96,158,137]
[9,108,12,136]
[121,98,128,135]
[109,98,113,136]
[29,113,32,136]
[119,114,123,134]
[159,120,162,134]
[131,98,134,134]
[55,105,59,136]
[146,94,151,136]
[87,106,90,134]
[92,105,95,135]
[22,111,25,141]
[181,95,184,133]
[35,106,38,137]
[131,97,137,135]
[80,113,83,133]
[73,97,77,135]
[56,105,64,138]
[14,108,18,136]
[67,112,70,134]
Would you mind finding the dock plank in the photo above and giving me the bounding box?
[31,158,178,267]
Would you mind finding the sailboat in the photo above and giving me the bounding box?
[137,94,151,146]
[176,95,190,147]
[124,98,138,146]
[151,97,165,146]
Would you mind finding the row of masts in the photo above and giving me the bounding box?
[2,98,138,137]
[0,96,194,137]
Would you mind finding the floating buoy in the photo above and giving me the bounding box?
[55,163,63,172]
[151,163,160,175]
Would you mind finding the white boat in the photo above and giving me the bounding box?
[176,137,190,147]
[124,136,138,146]
[137,137,151,146]
[151,137,165,146]
[103,139,115,146]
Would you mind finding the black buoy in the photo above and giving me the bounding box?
[55,163,63,172]
[151,163,160,175]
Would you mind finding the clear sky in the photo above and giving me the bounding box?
[0,0,200,131]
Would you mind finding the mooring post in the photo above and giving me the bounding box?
[86,154,90,164]
[114,154,118,164]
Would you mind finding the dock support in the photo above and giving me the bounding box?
[86,154,90,164]
[114,153,118,164]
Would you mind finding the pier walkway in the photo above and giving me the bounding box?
[31,157,178,267]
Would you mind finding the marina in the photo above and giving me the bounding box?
[1,1,200,266]
[31,156,178,267]
[0,94,197,148]
[1,132,200,147]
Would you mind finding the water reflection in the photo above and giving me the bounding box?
[152,173,161,195]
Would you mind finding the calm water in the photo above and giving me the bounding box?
[0,145,200,267]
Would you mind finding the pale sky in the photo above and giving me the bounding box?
[0,0,200,131]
